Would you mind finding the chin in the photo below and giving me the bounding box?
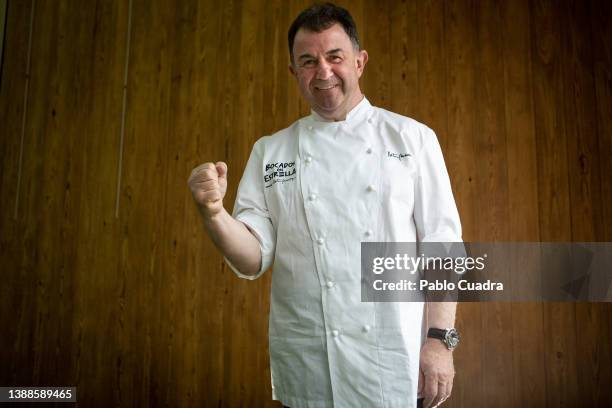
[314,98,343,112]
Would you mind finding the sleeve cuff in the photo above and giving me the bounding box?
[419,232,463,243]
[224,214,275,280]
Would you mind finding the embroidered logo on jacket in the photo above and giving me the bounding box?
[387,151,412,161]
[264,161,296,187]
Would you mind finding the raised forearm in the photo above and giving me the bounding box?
[188,161,262,276]
[202,207,262,276]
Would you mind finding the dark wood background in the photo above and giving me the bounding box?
[1,0,611,406]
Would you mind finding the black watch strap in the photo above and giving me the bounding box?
[427,327,460,350]
[427,328,448,340]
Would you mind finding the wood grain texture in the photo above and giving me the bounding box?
[590,1,612,403]
[0,0,31,386]
[472,1,514,405]
[530,1,581,407]
[443,2,482,407]
[500,0,547,406]
[1,0,611,407]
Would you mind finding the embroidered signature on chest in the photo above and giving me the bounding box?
[387,151,412,161]
[264,161,296,187]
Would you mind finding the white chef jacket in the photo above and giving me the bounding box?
[225,97,462,408]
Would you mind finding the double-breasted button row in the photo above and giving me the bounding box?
[304,120,375,344]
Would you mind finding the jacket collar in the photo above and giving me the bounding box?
[309,96,372,124]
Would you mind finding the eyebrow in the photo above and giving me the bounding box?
[297,48,344,61]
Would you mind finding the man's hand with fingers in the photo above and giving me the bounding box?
[418,339,455,408]
[188,161,228,218]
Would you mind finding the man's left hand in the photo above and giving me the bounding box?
[418,338,455,408]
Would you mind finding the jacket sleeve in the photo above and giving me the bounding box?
[224,137,276,280]
[413,127,463,243]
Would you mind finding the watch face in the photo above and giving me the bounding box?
[445,328,460,349]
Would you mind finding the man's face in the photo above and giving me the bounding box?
[289,24,368,120]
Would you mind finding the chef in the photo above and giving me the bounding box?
[188,3,462,408]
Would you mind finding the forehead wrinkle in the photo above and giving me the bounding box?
[298,48,345,61]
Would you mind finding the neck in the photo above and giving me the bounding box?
[313,92,364,122]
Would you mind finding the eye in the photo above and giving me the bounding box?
[301,59,316,68]
[330,55,343,63]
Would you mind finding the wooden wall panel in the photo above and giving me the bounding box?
[0,0,31,385]
[70,0,127,402]
[415,0,447,138]
[562,1,609,406]
[0,0,7,75]
[118,1,175,405]
[473,1,514,405]
[362,0,392,109]
[591,0,612,403]
[1,0,611,407]
[591,0,612,241]
[530,1,579,407]
[389,0,417,118]
[444,2,482,407]
[500,0,547,405]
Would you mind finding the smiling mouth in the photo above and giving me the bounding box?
[315,84,339,91]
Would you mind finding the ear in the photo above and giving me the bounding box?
[288,62,297,77]
[356,49,368,78]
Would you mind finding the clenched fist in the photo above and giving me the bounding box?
[188,161,228,218]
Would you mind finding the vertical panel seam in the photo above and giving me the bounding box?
[115,0,133,219]
[13,0,35,220]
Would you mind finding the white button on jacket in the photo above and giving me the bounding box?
[226,98,462,408]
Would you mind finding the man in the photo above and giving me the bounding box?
[188,3,461,408]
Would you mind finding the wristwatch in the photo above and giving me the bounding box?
[427,328,460,350]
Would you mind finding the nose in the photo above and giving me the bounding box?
[315,59,333,80]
